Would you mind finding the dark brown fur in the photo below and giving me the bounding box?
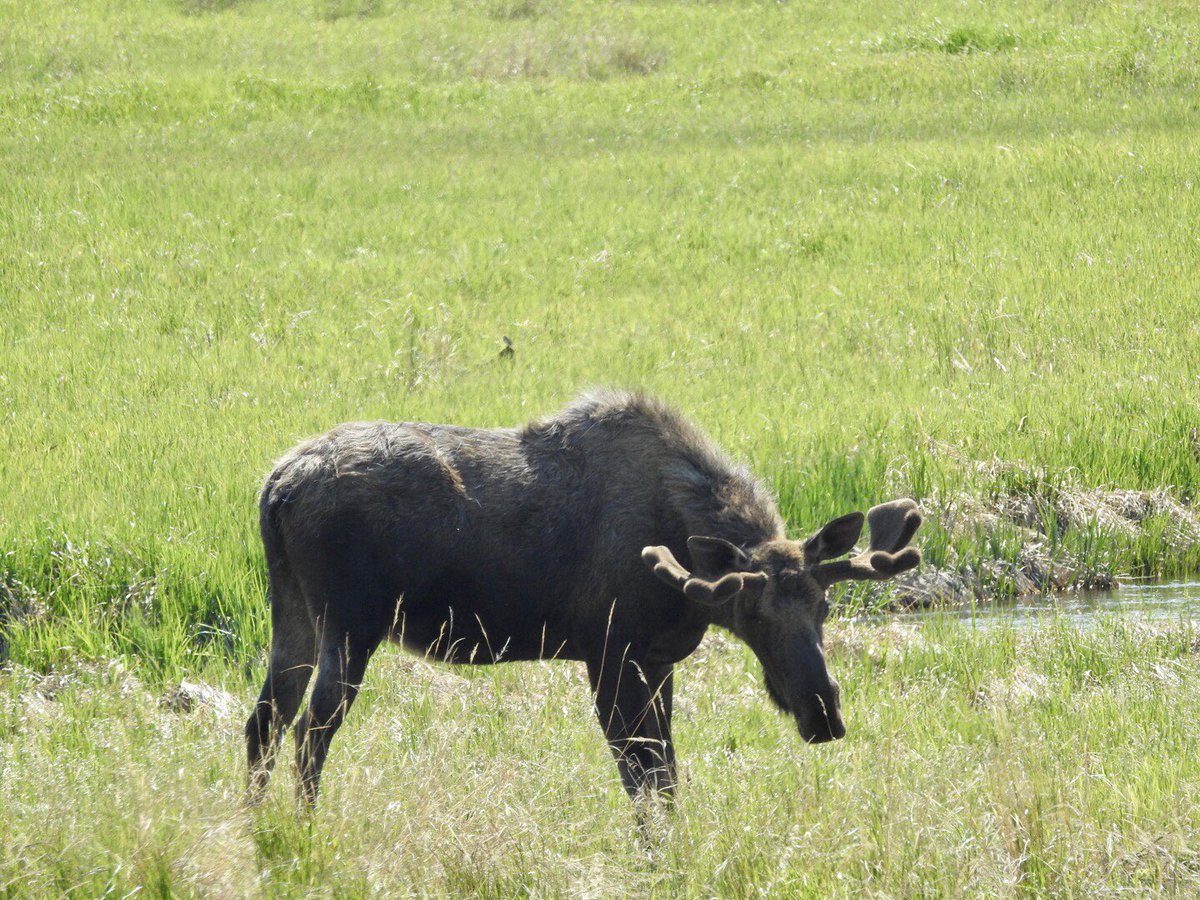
[245,389,921,805]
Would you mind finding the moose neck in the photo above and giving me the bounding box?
[701,595,740,632]
[673,471,784,636]
[675,468,785,552]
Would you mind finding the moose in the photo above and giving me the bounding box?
[245,390,922,804]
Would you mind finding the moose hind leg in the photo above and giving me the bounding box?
[246,601,316,802]
[294,634,375,805]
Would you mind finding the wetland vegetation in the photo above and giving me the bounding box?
[3,0,1200,893]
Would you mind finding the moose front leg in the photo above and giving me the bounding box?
[644,665,676,796]
[586,653,676,800]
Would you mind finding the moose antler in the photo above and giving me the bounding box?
[641,542,766,605]
[811,499,923,589]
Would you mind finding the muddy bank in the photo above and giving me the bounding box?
[873,454,1200,610]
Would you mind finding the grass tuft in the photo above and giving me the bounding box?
[314,0,387,22]
[177,0,254,14]
[473,30,664,80]
[881,25,1019,54]
[486,0,545,21]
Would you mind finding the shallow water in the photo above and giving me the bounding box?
[885,580,1200,628]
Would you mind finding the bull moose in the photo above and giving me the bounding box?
[245,390,922,804]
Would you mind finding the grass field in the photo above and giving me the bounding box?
[7,620,1200,895]
[3,0,1200,894]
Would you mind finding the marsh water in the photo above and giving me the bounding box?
[885,580,1200,629]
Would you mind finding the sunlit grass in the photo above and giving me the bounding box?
[9,0,1200,672]
[2,0,1200,891]
[4,620,1200,894]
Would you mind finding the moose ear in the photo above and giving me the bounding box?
[803,512,865,564]
[686,535,750,575]
[809,499,923,589]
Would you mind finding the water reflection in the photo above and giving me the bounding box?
[878,581,1200,628]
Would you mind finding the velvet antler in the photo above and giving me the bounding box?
[810,499,923,589]
[641,540,767,606]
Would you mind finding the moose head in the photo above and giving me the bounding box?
[642,499,922,743]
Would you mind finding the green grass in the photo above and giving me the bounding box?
[3,0,1200,674]
[2,0,1200,892]
[5,620,1200,895]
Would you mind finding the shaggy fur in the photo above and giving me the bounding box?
[245,389,920,804]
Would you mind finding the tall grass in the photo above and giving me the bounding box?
[4,620,1200,894]
[3,0,1200,670]
[3,0,1200,891]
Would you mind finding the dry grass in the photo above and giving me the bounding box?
[5,620,1200,895]
[484,0,546,21]
[473,30,663,80]
[177,0,255,14]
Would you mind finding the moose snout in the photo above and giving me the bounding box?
[796,681,845,743]
[799,709,846,743]
[762,652,846,743]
